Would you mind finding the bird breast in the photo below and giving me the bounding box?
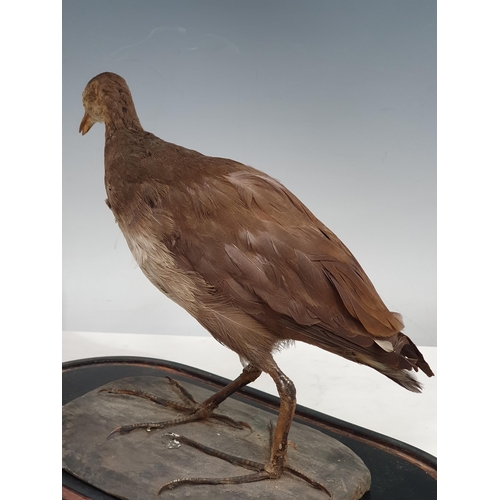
[122,229,199,315]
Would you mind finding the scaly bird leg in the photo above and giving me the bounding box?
[101,364,262,438]
[159,360,331,497]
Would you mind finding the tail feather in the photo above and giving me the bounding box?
[354,353,424,393]
[356,332,433,393]
[290,319,434,392]
[400,337,434,377]
[381,367,423,393]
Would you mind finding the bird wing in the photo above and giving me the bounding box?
[225,170,404,337]
[144,156,404,345]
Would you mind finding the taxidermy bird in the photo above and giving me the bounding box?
[80,72,433,495]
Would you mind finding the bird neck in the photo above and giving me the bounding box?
[104,96,143,140]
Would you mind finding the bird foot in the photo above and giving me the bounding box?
[99,376,250,438]
[159,431,331,497]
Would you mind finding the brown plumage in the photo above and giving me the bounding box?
[80,72,433,493]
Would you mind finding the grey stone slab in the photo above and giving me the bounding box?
[63,376,371,499]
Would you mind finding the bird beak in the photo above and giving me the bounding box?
[79,111,95,135]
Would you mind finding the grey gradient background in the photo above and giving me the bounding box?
[63,0,436,346]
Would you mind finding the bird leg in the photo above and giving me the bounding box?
[158,360,331,497]
[102,364,262,438]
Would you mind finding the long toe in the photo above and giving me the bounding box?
[160,432,331,497]
[100,380,251,437]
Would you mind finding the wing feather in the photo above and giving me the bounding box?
[146,157,404,348]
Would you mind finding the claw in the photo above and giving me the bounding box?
[107,424,143,439]
[107,426,126,440]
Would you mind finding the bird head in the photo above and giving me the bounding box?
[79,72,142,136]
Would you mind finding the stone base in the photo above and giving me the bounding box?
[62,376,371,499]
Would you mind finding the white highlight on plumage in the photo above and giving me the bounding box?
[374,339,394,352]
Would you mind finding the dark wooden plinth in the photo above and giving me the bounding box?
[62,357,437,500]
